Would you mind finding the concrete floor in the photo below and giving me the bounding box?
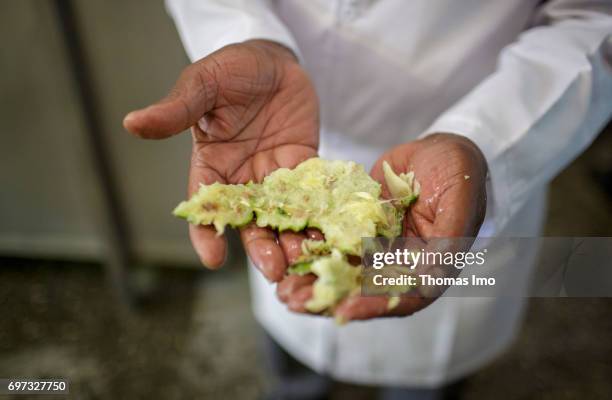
[0,129,611,399]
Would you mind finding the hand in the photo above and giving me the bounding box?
[124,40,319,280]
[277,133,488,320]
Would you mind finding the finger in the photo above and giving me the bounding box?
[123,62,219,139]
[240,224,287,282]
[431,178,486,239]
[276,274,317,303]
[187,160,228,269]
[305,228,324,241]
[189,225,227,269]
[430,146,488,239]
[334,294,429,321]
[347,255,362,266]
[287,285,314,313]
[279,231,307,265]
[432,188,476,237]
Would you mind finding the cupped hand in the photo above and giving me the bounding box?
[124,40,319,279]
[277,133,488,320]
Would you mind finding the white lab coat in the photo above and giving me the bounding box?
[166,0,612,387]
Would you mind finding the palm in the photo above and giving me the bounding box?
[186,45,319,277]
[370,135,487,238]
[125,40,319,271]
[277,134,488,320]
[190,45,318,186]
[329,134,488,320]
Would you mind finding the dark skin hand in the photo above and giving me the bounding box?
[124,40,319,282]
[277,133,488,321]
[124,39,488,321]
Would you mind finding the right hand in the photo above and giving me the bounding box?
[124,40,319,281]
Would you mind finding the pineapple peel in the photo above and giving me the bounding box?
[173,158,419,313]
[382,161,420,207]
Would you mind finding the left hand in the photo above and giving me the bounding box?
[276,133,488,321]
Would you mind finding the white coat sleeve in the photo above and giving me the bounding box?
[165,0,300,62]
[422,0,612,233]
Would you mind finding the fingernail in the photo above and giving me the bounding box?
[250,258,272,281]
[123,112,137,127]
[195,248,215,269]
[198,116,209,132]
[197,253,212,269]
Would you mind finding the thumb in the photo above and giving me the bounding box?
[123,62,219,139]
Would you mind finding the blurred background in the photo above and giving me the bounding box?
[0,1,611,399]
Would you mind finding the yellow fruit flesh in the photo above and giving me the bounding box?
[173,158,419,313]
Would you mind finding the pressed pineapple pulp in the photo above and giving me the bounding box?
[173,158,419,313]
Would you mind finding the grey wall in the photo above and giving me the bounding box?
[0,1,201,266]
